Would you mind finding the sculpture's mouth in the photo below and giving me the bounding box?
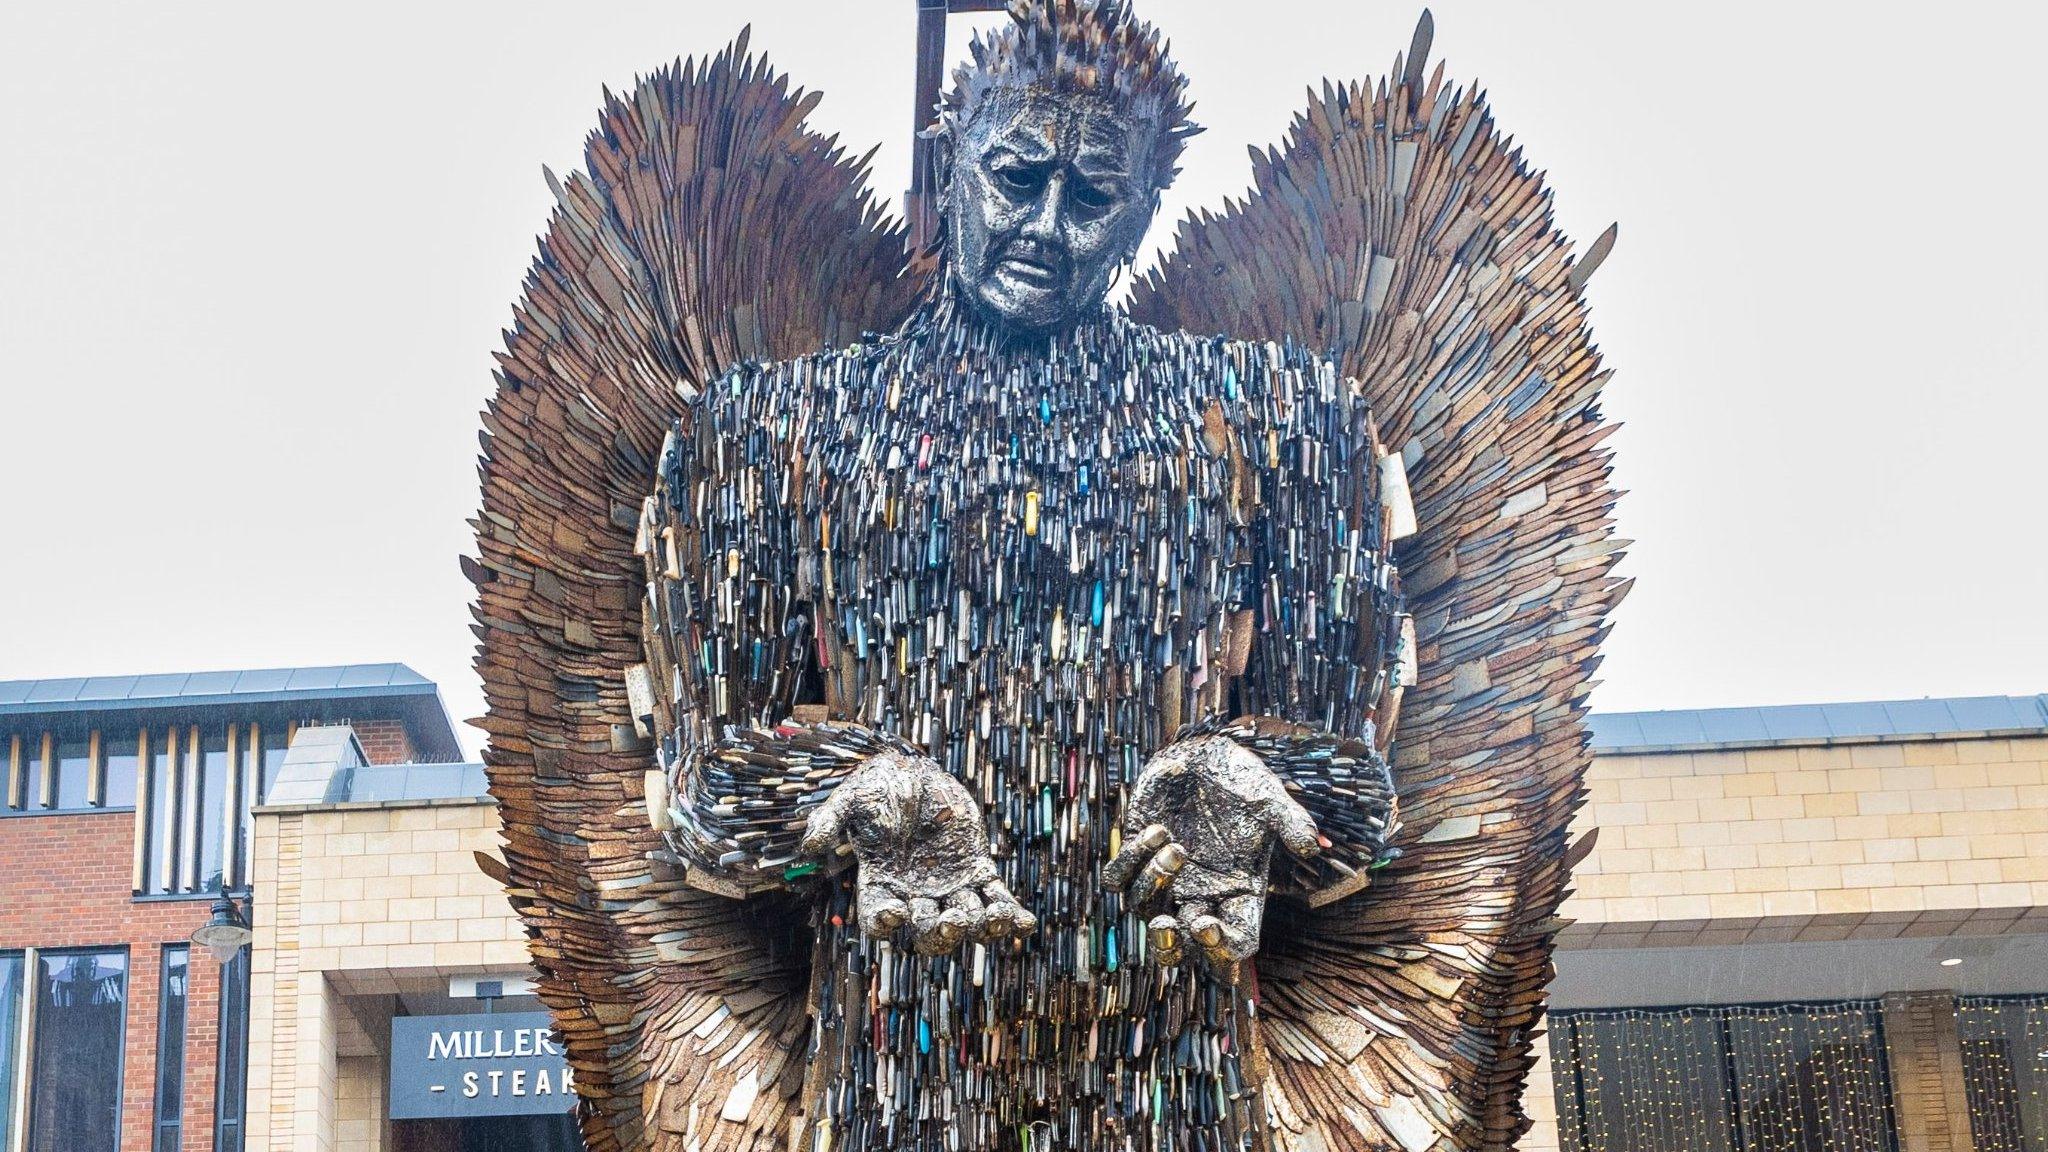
[993,244,1066,290]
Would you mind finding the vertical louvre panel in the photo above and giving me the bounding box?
[85,731,102,808]
[132,729,152,894]
[34,735,52,810]
[222,725,242,891]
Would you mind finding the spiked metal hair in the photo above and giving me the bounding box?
[936,0,1200,192]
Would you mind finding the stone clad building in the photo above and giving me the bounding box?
[1532,696,2048,1152]
[3,664,2044,1151]
[0,665,460,1152]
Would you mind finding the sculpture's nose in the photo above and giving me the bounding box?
[1020,173,1066,246]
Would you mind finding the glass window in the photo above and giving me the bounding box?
[215,951,250,1152]
[103,732,139,810]
[154,946,188,1152]
[259,725,289,805]
[138,722,276,895]
[196,732,229,893]
[1959,995,2048,1152]
[53,739,94,810]
[1552,1003,1897,1152]
[25,738,50,810]
[27,948,128,1152]
[1,952,23,1141]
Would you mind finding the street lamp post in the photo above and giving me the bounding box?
[192,894,253,963]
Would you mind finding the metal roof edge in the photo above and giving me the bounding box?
[0,679,441,717]
[1590,693,2048,755]
[1592,724,2048,757]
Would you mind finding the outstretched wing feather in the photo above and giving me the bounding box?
[473,31,924,1152]
[1131,35,1625,1152]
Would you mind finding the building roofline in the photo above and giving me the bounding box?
[0,663,462,761]
[1590,693,2048,754]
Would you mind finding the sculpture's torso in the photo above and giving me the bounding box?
[682,307,1396,1151]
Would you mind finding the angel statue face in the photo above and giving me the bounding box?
[940,89,1161,333]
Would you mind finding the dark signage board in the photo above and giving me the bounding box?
[389,1011,576,1119]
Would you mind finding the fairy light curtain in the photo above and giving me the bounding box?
[1550,1003,1899,1152]
[1958,995,2048,1152]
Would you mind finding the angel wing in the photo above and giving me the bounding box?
[1128,15,1627,1152]
[471,32,923,1152]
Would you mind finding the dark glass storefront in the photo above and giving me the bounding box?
[1551,1002,1900,1152]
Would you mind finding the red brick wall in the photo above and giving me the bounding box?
[347,718,415,765]
[0,810,229,1152]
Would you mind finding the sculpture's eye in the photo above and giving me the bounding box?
[994,163,1044,196]
[1070,181,1117,212]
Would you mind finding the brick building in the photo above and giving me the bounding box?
[5,663,2045,1152]
[0,665,460,1152]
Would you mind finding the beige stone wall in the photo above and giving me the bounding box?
[1520,1042,1561,1152]
[1562,734,2048,946]
[336,1056,390,1152]
[247,799,525,1152]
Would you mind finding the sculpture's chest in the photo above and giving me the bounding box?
[776,362,1285,758]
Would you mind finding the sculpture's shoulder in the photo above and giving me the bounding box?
[1125,321,1359,430]
[693,340,881,425]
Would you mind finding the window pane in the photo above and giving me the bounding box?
[26,738,50,809]
[147,730,179,894]
[154,947,188,1152]
[28,948,128,1152]
[260,727,289,805]
[216,951,250,1152]
[103,733,139,810]
[197,731,229,893]
[0,953,23,1140]
[1959,995,2048,1152]
[53,739,93,810]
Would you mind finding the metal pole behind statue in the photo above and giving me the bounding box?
[909,0,1007,252]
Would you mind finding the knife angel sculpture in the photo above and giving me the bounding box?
[472,4,1625,1152]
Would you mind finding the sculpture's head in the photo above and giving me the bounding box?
[933,0,1197,334]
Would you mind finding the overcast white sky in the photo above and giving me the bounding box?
[3,1,2044,758]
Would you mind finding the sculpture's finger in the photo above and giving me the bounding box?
[979,879,1037,939]
[908,896,952,955]
[858,887,909,937]
[1192,893,1264,979]
[1128,841,1187,908]
[1102,823,1171,891]
[1270,790,1323,860]
[1148,914,1185,967]
[939,886,982,947]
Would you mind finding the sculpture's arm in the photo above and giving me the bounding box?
[1105,366,1403,977]
[642,382,1032,950]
